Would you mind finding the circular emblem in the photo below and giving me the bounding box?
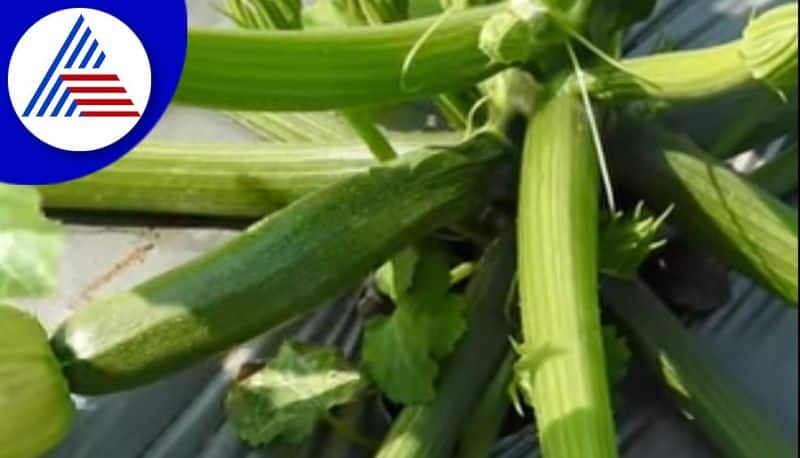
[8,9,151,152]
[2,2,187,185]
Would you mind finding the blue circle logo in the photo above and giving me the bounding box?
[3,2,187,185]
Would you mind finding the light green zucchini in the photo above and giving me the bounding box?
[516,90,618,458]
[38,134,457,218]
[175,5,506,111]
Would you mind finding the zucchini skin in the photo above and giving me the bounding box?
[50,133,507,395]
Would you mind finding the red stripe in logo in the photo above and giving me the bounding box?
[81,111,140,117]
[75,99,134,106]
[61,74,120,81]
[68,87,127,93]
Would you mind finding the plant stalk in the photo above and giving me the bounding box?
[456,349,514,458]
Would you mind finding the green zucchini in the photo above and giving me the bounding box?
[516,90,618,458]
[39,141,372,218]
[608,123,798,305]
[50,133,508,394]
[38,134,457,218]
[176,5,505,111]
[603,279,797,458]
[584,4,797,103]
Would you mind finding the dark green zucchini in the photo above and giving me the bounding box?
[50,133,508,394]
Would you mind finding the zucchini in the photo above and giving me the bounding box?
[515,90,618,458]
[608,123,798,305]
[38,135,456,218]
[39,141,373,218]
[603,279,797,458]
[50,133,508,394]
[584,4,797,103]
[176,5,505,111]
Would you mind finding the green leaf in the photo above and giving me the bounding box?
[362,312,438,403]
[226,342,368,446]
[363,250,467,404]
[0,185,62,299]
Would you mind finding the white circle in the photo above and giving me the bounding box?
[7,8,151,152]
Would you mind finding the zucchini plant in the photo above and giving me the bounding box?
[2,1,798,457]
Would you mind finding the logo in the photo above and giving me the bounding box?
[8,8,151,152]
[2,1,186,185]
